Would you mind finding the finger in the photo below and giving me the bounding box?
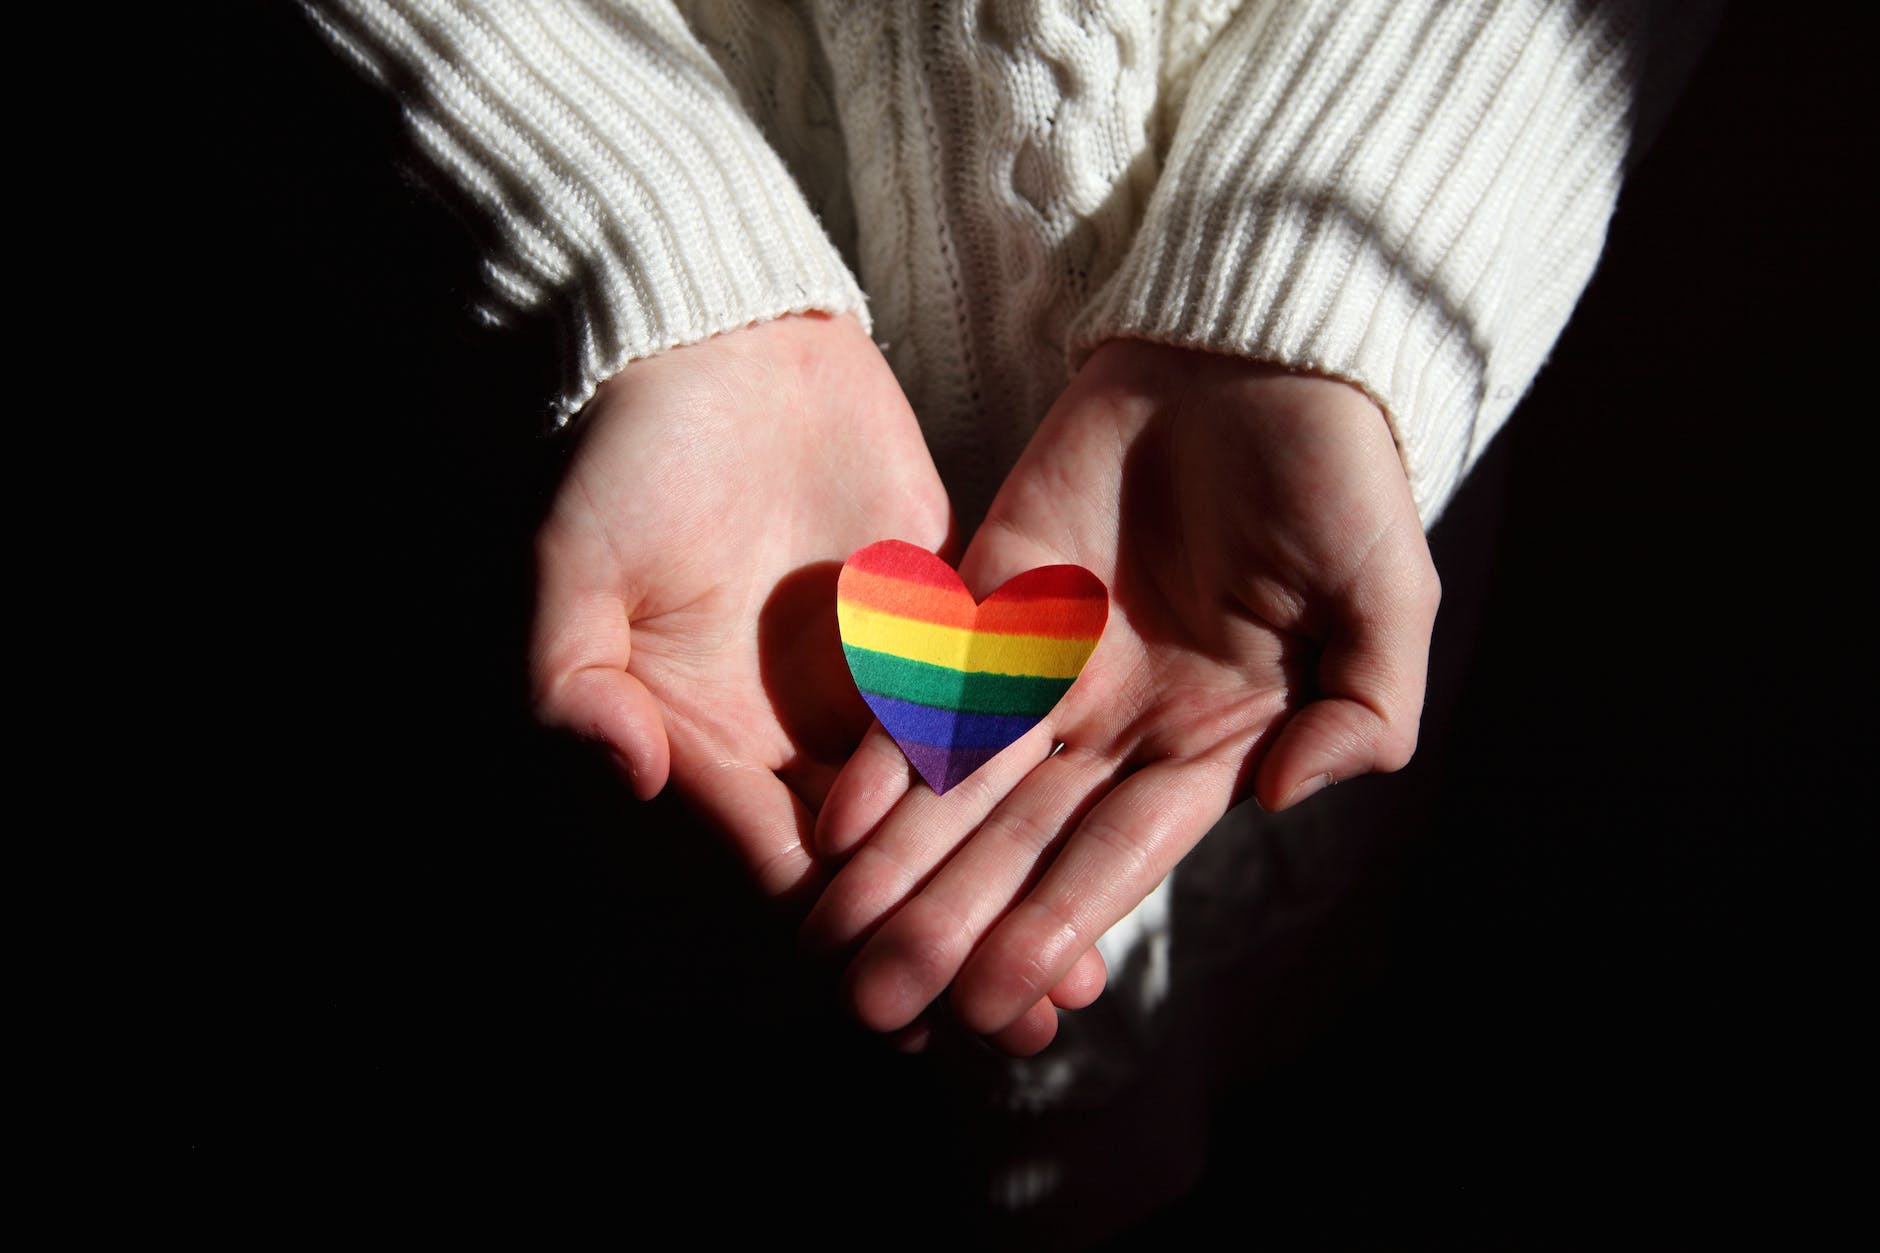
[777,757,846,819]
[536,663,671,801]
[1048,944,1107,1010]
[985,997,1059,1057]
[668,749,823,905]
[530,531,671,798]
[798,720,1057,956]
[812,721,915,860]
[950,758,1234,1034]
[843,743,1117,1033]
[1255,567,1440,811]
[957,518,1087,601]
[886,1013,935,1054]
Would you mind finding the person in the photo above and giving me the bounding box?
[306,0,1701,1058]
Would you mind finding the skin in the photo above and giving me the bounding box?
[530,312,954,901]
[799,338,1441,1054]
[533,316,1439,1057]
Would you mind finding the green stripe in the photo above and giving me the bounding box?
[844,645,1073,717]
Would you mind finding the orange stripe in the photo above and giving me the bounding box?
[839,568,1105,638]
[979,595,1106,639]
[839,568,975,626]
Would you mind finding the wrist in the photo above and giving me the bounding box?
[1080,337,1392,439]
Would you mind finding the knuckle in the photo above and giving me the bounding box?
[962,914,1081,1032]
[1375,721,1420,773]
[886,899,972,989]
[528,668,577,728]
[1420,565,1443,616]
[1078,816,1154,890]
[751,841,813,900]
[830,846,912,928]
[959,766,1003,814]
[986,804,1058,858]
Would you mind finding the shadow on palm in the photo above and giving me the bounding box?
[757,559,875,809]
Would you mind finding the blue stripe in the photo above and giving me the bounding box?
[861,692,1044,749]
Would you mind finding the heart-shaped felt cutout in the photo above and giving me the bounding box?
[837,540,1108,794]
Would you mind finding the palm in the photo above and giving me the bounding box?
[803,341,1438,1051]
[532,314,950,900]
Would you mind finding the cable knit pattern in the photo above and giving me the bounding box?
[310,0,1676,526]
[806,2,1164,521]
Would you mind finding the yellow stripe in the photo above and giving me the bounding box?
[838,601,1097,678]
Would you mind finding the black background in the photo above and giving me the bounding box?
[195,4,1865,1242]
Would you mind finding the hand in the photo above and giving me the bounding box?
[802,339,1440,1052]
[531,313,951,901]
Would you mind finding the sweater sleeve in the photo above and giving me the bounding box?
[305,0,869,419]
[1071,1,1666,526]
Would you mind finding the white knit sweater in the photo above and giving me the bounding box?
[309,0,1676,527]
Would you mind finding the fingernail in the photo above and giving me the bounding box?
[1284,772,1335,808]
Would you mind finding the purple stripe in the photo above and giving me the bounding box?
[899,741,1009,796]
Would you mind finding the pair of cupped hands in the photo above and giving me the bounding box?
[532,312,1439,1056]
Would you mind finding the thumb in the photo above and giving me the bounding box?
[957,514,1077,601]
[536,663,672,801]
[1255,576,1439,811]
[531,561,671,798]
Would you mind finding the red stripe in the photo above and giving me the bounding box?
[985,565,1108,603]
[841,541,1108,638]
[842,540,967,592]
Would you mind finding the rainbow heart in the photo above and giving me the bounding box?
[836,540,1108,794]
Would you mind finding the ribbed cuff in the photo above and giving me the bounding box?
[1072,0,1642,525]
[309,0,868,420]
